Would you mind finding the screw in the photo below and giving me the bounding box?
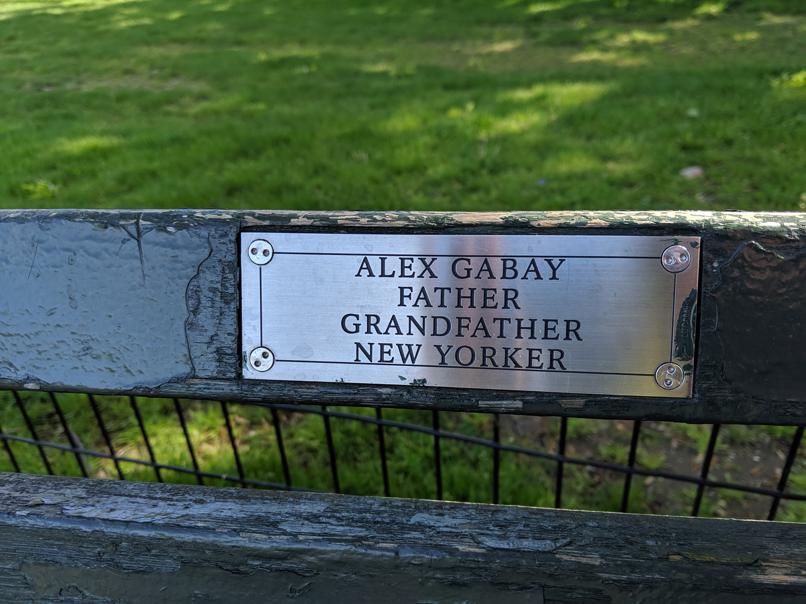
[248,347,274,372]
[248,239,273,266]
[661,244,691,273]
[655,362,684,390]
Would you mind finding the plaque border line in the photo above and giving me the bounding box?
[273,251,660,260]
[258,265,264,347]
[260,249,672,381]
[272,358,655,378]
[669,273,677,363]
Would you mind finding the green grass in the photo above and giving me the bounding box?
[1,0,804,210]
[0,0,805,520]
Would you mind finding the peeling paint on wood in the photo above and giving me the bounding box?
[0,210,803,424]
[0,473,804,602]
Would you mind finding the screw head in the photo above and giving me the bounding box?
[248,347,275,372]
[655,362,684,390]
[248,239,273,266]
[661,244,691,273]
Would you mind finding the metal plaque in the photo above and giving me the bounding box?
[240,233,700,398]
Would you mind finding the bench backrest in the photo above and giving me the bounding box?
[1,209,803,423]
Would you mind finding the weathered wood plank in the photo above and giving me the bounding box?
[0,472,804,602]
[0,210,803,423]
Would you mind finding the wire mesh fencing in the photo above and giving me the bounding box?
[0,389,803,521]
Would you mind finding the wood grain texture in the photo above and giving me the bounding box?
[0,472,804,602]
[0,210,803,423]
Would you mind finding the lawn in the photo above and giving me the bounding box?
[0,0,805,521]
[1,0,804,211]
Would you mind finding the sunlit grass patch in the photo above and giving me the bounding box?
[53,135,122,157]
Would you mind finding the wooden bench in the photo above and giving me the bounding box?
[0,209,804,601]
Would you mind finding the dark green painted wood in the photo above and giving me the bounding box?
[0,210,803,423]
[0,472,804,602]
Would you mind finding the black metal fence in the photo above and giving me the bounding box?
[0,389,803,521]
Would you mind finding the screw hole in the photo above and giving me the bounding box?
[254,360,261,367]
[250,247,257,255]
[262,351,269,359]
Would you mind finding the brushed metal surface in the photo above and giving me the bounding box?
[240,233,700,397]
